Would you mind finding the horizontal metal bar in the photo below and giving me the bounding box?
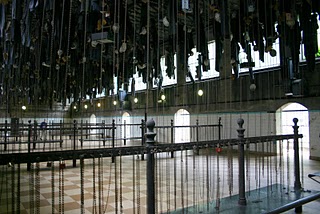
[0,133,301,165]
[265,192,320,214]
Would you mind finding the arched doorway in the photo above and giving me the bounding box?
[276,103,309,155]
[90,114,97,134]
[174,109,190,143]
[122,112,131,141]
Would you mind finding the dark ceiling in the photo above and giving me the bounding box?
[0,0,319,109]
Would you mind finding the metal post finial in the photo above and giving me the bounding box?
[237,118,244,129]
[145,119,156,145]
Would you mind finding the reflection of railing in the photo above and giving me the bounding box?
[0,118,319,214]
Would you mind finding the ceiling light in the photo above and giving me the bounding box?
[97,102,101,107]
[22,105,26,110]
[134,97,138,103]
[113,100,117,106]
[161,94,166,101]
[84,104,88,109]
[198,89,204,96]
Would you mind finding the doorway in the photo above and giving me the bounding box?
[174,109,190,143]
[276,103,310,156]
[122,112,131,141]
[90,114,97,134]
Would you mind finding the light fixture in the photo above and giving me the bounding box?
[73,105,77,110]
[113,100,117,106]
[134,97,138,103]
[161,94,166,101]
[198,89,204,97]
[22,105,26,110]
[84,104,88,109]
[97,102,101,107]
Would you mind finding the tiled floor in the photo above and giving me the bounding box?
[0,149,319,214]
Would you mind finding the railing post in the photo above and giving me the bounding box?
[293,118,302,212]
[146,119,157,214]
[81,120,83,147]
[59,120,62,148]
[218,117,222,140]
[27,120,32,171]
[237,118,247,206]
[141,119,145,161]
[196,119,199,155]
[102,120,105,146]
[4,120,7,151]
[85,120,88,139]
[112,119,115,163]
[73,120,77,167]
[171,119,174,158]
[124,120,127,145]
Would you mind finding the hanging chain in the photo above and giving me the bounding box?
[132,154,136,214]
[17,163,20,213]
[255,142,258,190]
[29,163,35,214]
[59,159,65,214]
[300,138,304,187]
[51,161,55,214]
[136,153,141,214]
[119,151,123,213]
[228,141,234,196]
[192,146,197,208]
[215,145,220,210]
[103,158,113,214]
[246,141,250,193]
[11,162,15,214]
[206,147,210,212]
[180,148,184,211]
[274,140,278,186]
[98,156,102,214]
[286,139,290,191]
[154,152,158,214]
[185,146,189,209]
[63,0,73,105]
[59,160,62,214]
[114,154,118,214]
[92,156,97,214]
[158,153,163,213]
[279,140,284,191]
[80,157,85,214]
[266,141,270,187]
[36,160,40,214]
[173,147,177,211]
[166,150,170,213]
